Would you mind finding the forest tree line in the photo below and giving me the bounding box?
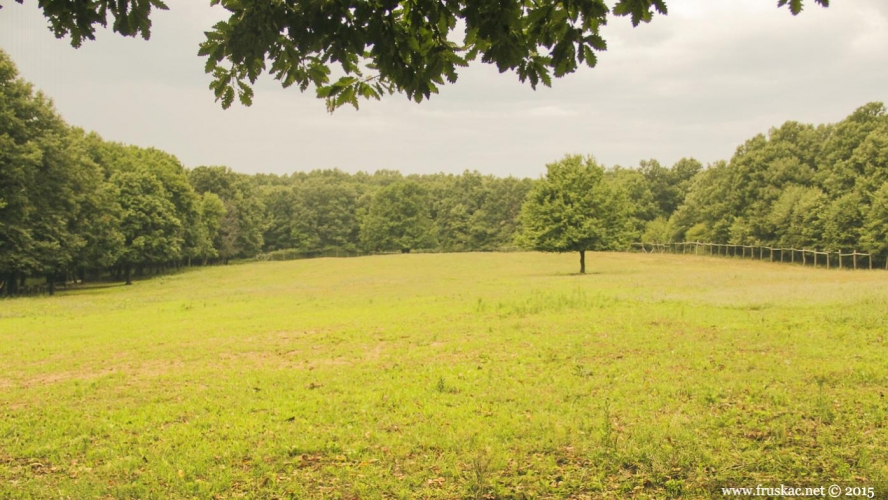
[3,48,888,295]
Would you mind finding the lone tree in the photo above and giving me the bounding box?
[3,0,829,111]
[520,155,634,274]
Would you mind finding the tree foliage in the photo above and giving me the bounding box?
[360,181,436,253]
[4,0,829,110]
[519,155,634,273]
[113,168,182,283]
[0,50,99,292]
[188,165,265,260]
[671,102,888,262]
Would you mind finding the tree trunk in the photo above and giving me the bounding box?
[7,272,18,296]
[125,265,132,286]
[48,274,55,296]
[579,250,586,274]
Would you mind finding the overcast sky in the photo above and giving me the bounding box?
[1,0,887,178]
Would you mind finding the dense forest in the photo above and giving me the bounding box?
[2,48,888,295]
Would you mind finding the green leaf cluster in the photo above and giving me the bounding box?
[670,102,888,257]
[4,0,828,110]
[359,181,436,253]
[0,50,261,292]
[518,155,635,261]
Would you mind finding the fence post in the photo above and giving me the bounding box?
[853,251,857,270]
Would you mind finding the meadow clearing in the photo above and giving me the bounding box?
[1,252,887,499]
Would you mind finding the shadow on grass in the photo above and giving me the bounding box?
[57,282,130,295]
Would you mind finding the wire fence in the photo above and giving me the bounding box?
[7,242,881,297]
[632,241,887,270]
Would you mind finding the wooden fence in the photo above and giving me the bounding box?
[633,242,886,270]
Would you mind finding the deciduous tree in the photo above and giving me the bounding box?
[519,155,634,274]
[360,181,436,253]
[112,169,183,284]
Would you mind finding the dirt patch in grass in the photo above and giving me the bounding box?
[13,359,189,390]
[16,367,118,389]
[216,350,354,371]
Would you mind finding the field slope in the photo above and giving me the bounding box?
[1,252,887,498]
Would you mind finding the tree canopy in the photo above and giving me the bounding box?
[519,155,634,273]
[360,181,436,253]
[669,102,888,257]
[4,0,829,110]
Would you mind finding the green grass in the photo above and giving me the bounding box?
[1,252,887,499]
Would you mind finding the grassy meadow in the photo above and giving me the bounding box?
[1,252,887,499]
